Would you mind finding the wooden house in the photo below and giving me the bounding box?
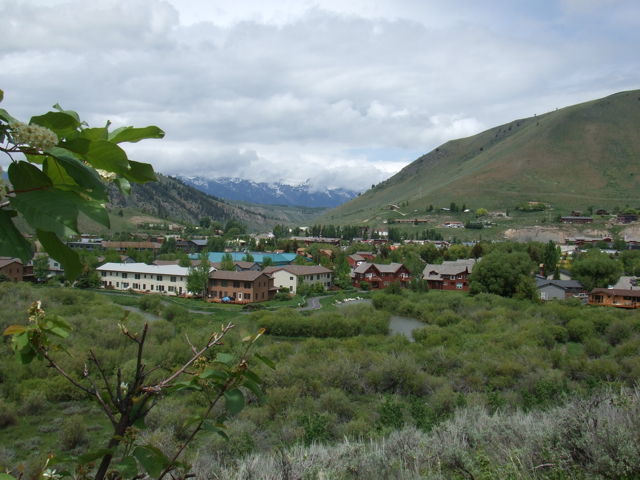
[589,288,640,309]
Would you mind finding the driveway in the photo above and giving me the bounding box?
[297,295,329,311]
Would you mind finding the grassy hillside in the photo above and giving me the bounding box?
[320,89,640,226]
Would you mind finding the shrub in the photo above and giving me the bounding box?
[299,413,331,446]
[360,281,371,291]
[607,320,633,346]
[138,294,164,314]
[0,399,17,429]
[376,397,404,431]
[566,319,595,342]
[19,390,48,415]
[274,292,291,301]
[60,415,90,451]
[162,304,188,321]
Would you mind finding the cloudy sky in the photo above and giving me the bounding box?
[1,0,639,192]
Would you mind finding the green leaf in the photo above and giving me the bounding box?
[133,446,170,478]
[55,189,110,229]
[62,138,129,175]
[224,388,245,414]
[0,108,18,123]
[0,473,18,480]
[0,89,3,103]
[48,453,73,466]
[215,353,235,368]
[183,414,203,428]
[243,370,263,384]
[241,380,265,402]
[0,209,34,263]
[113,456,138,479]
[133,417,147,430]
[11,189,79,237]
[115,177,131,196]
[47,148,109,199]
[199,369,229,381]
[16,347,37,365]
[48,315,72,332]
[254,353,276,370]
[122,160,157,184]
[202,420,229,440]
[7,161,52,191]
[77,448,115,464]
[36,229,82,281]
[52,103,82,123]
[80,125,109,141]
[30,111,80,140]
[109,125,165,143]
[3,325,27,335]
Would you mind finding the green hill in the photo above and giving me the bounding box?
[319,89,640,225]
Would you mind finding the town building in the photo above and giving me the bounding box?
[208,270,277,303]
[97,263,201,295]
[561,217,594,224]
[536,279,585,300]
[101,241,163,254]
[616,214,639,224]
[352,263,410,290]
[589,288,640,309]
[263,265,333,293]
[196,252,297,267]
[0,257,34,283]
[422,259,477,291]
[210,261,261,272]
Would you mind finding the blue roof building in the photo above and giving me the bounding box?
[190,252,297,267]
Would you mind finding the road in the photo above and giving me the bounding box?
[297,296,329,311]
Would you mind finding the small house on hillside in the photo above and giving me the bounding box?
[263,265,333,293]
[562,217,593,224]
[616,214,639,224]
[208,270,277,303]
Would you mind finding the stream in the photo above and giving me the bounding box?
[336,299,425,341]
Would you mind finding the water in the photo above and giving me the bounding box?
[335,298,425,341]
[389,315,425,342]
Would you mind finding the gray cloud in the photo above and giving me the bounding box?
[1,0,639,192]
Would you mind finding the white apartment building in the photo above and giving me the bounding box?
[97,263,211,295]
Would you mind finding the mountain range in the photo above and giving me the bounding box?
[173,176,359,208]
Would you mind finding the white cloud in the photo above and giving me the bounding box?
[1,0,639,193]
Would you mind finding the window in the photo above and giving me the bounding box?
[212,291,218,297]
[290,277,294,281]
[170,276,177,282]
[157,275,163,281]
[168,286,175,292]
[233,281,240,288]
[122,283,129,289]
[122,273,128,279]
[457,274,462,279]
[116,282,119,288]
[135,274,141,280]
[245,293,251,300]
[262,292,264,299]
[212,280,218,286]
[133,283,139,289]
[143,284,146,290]
[443,282,448,286]
[456,283,463,289]
[244,282,251,289]
[316,275,320,280]
[222,281,228,287]
[101,272,106,277]
[157,285,165,292]
[450,275,455,280]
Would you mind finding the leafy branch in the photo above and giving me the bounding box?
[3,303,274,480]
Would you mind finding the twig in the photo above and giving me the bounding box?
[84,364,117,427]
[89,349,116,405]
[42,351,93,395]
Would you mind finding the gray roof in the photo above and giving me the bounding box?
[209,270,272,281]
[535,278,584,290]
[189,239,208,246]
[353,262,406,274]
[421,258,477,279]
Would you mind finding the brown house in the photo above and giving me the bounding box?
[352,263,410,290]
[422,259,477,291]
[616,214,639,224]
[0,257,34,283]
[208,270,277,303]
[589,288,640,309]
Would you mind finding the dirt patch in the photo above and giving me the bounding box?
[128,215,164,224]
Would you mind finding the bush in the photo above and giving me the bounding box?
[162,304,189,321]
[566,318,595,342]
[376,397,404,431]
[0,398,17,429]
[274,292,291,301]
[60,415,90,451]
[19,390,48,415]
[138,294,164,314]
[360,281,371,291]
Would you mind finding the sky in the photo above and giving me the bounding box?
[1,0,639,192]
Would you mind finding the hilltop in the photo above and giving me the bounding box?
[318,89,640,226]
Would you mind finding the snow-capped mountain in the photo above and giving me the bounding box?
[173,176,359,208]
